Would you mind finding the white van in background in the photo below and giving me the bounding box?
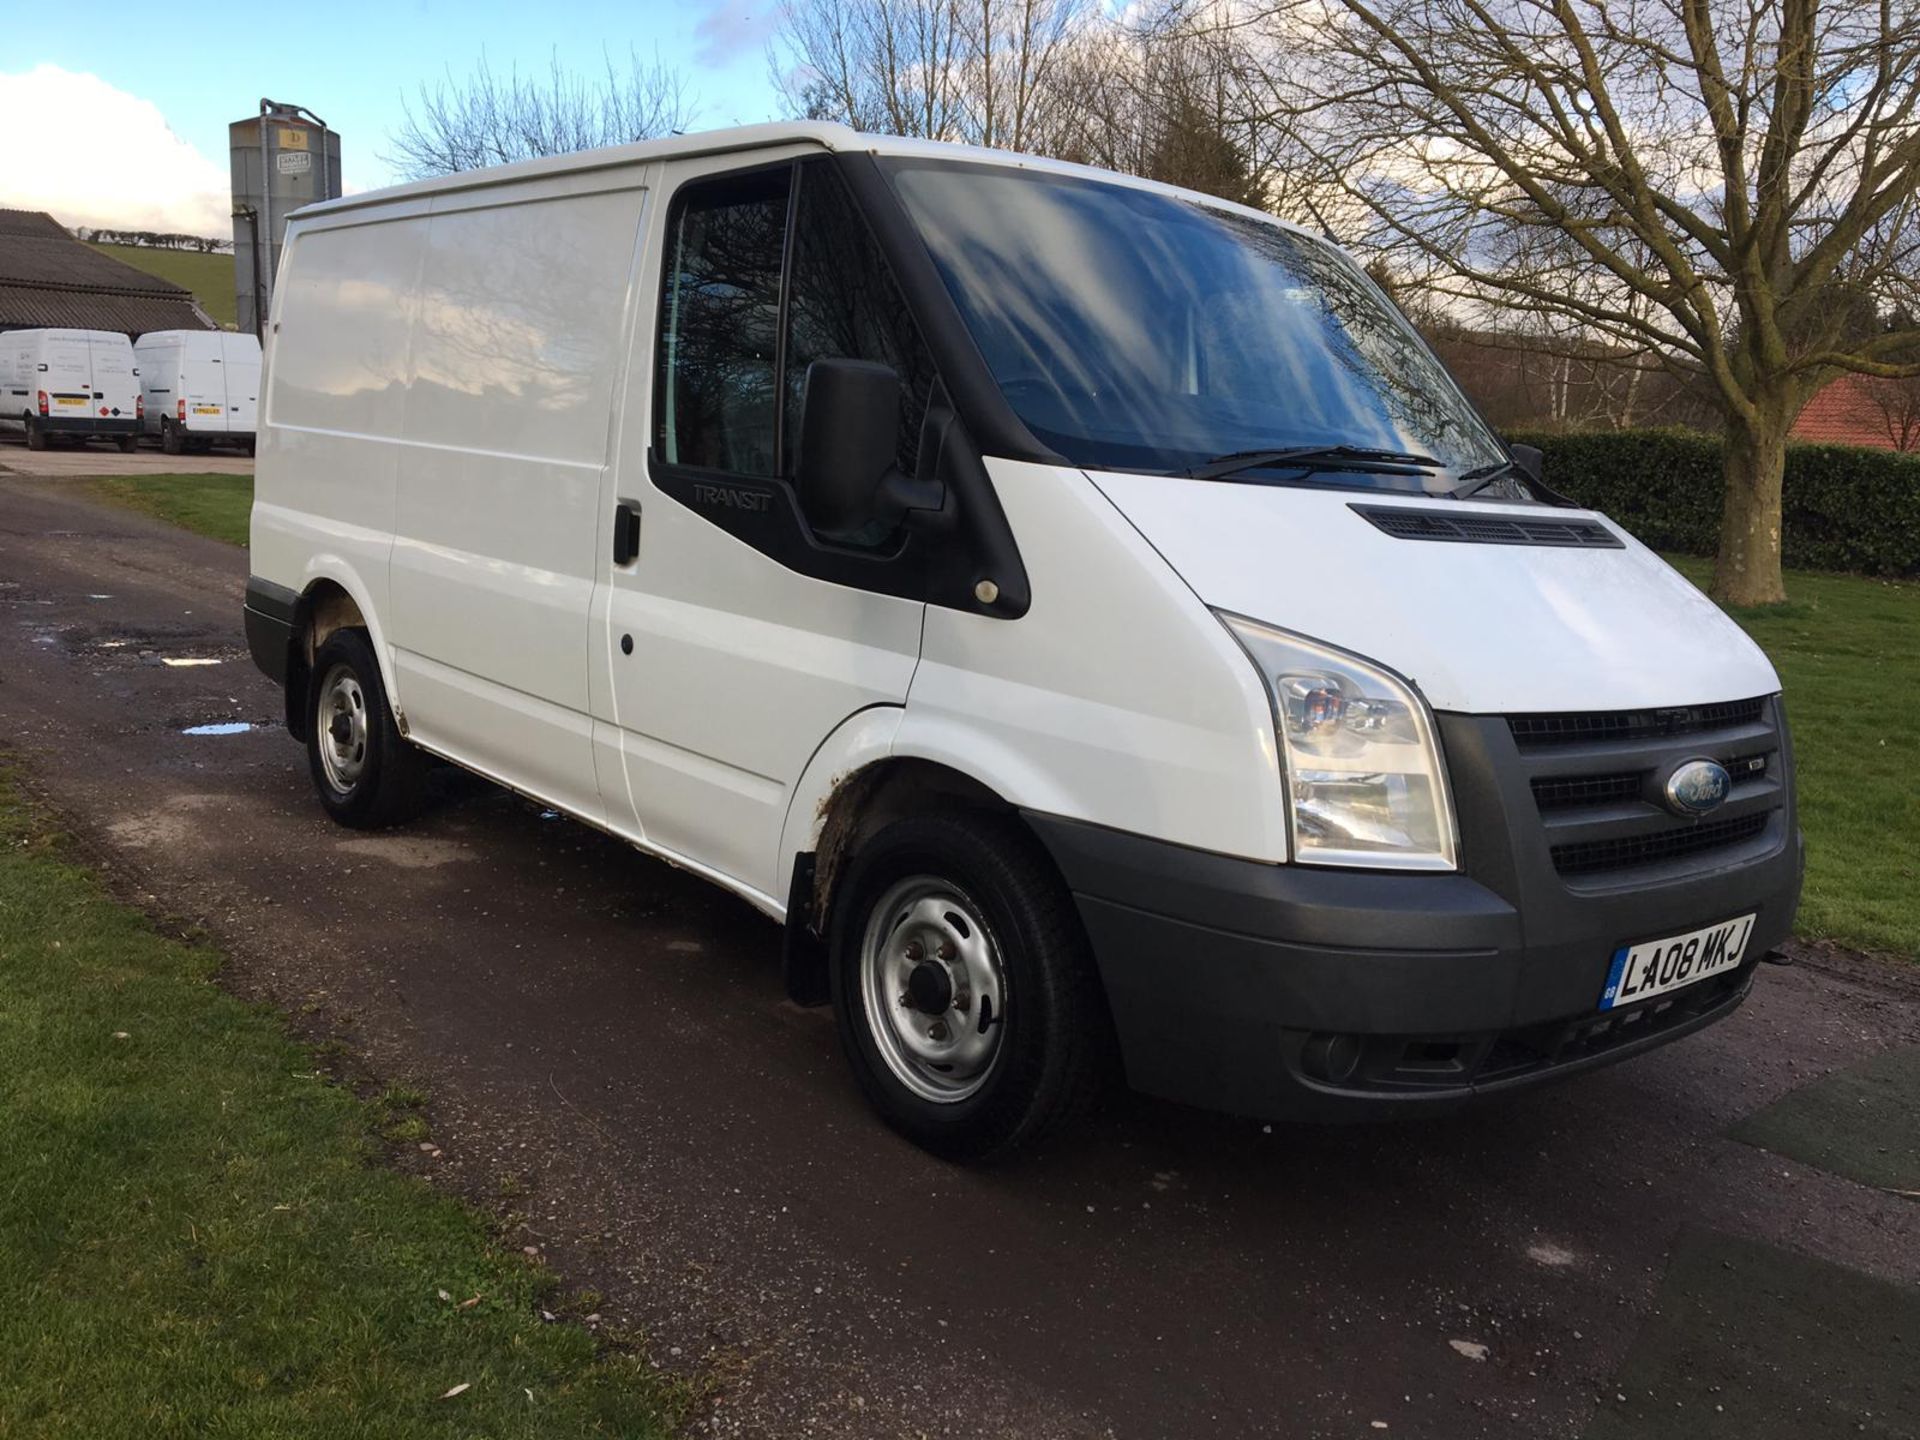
[0,328,141,450]
[135,330,260,455]
[244,123,1801,1158]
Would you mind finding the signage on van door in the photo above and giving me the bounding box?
[277,151,312,175]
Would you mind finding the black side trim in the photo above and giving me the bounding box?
[242,576,298,689]
[648,435,1030,617]
[1351,504,1624,548]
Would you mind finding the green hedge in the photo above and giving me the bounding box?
[1508,428,1920,577]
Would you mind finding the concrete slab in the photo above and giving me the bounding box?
[1583,1228,1920,1439]
[1733,1045,1920,1193]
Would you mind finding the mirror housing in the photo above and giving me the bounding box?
[1510,442,1544,482]
[795,358,901,537]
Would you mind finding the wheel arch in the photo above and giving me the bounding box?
[284,565,400,741]
[781,744,1076,1008]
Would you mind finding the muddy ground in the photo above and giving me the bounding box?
[2,475,1915,1439]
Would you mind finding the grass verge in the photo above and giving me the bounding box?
[83,473,253,547]
[0,768,687,1437]
[76,475,1919,956]
[1669,558,1920,959]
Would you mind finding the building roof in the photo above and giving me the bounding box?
[0,209,214,338]
[1791,372,1917,452]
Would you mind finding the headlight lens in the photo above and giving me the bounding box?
[1220,614,1458,871]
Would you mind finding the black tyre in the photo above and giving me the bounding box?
[160,420,185,456]
[828,811,1112,1160]
[25,416,46,451]
[305,628,427,829]
[116,434,137,453]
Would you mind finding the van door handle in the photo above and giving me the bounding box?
[612,500,641,566]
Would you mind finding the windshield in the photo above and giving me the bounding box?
[882,160,1505,487]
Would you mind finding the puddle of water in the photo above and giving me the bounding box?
[88,594,112,601]
[181,722,254,736]
[161,657,222,668]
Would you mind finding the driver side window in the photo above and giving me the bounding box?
[654,158,935,490]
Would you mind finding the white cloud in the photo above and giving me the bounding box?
[0,64,229,237]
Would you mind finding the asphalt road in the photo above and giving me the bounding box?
[3,475,1917,1439]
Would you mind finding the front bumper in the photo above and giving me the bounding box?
[1025,709,1802,1122]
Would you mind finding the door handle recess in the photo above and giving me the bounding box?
[612,501,641,566]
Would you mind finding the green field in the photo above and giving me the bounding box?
[75,474,1920,959]
[0,770,688,1437]
[90,243,237,329]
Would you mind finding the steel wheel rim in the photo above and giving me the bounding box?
[317,663,369,794]
[859,876,1007,1104]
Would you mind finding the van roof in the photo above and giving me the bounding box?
[290,121,1317,239]
[8,327,135,343]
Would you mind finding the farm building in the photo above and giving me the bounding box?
[0,209,214,337]
[1791,371,1920,452]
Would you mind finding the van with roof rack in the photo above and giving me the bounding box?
[242,122,1801,1157]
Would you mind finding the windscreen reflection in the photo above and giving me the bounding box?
[884,161,1504,485]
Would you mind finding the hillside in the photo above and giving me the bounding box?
[87,243,237,329]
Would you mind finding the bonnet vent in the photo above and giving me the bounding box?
[1350,505,1624,549]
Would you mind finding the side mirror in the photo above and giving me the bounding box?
[795,358,899,536]
[1510,442,1544,481]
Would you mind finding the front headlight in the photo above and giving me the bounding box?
[1220,613,1458,871]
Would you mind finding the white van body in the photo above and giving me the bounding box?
[246,124,1800,1156]
[134,329,260,452]
[0,328,141,449]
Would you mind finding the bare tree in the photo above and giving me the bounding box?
[1865,373,1920,449]
[773,0,1089,151]
[387,51,693,179]
[1243,0,1920,604]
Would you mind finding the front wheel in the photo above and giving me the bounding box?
[24,416,45,451]
[829,812,1112,1160]
[305,628,427,829]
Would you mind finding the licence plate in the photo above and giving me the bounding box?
[1600,914,1756,1010]
[54,395,87,408]
[193,405,221,415]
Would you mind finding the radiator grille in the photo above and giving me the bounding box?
[1507,697,1784,881]
[1509,697,1767,748]
[1550,813,1769,876]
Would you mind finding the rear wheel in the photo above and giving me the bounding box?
[305,628,428,829]
[160,420,185,456]
[116,434,137,453]
[24,416,45,451]
[829,811,1112,1160]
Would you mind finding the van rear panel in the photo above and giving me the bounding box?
[3,329,142,437]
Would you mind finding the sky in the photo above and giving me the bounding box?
[0,0,788,235]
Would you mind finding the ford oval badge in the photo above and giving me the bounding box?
[1665,759,1732,816]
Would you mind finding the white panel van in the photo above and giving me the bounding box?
[134,330,261,454]
[245,124,1801,1157]
[0,328,142,450]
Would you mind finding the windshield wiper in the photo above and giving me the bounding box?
[1449,459,1520,499]
[1185,445,1442,482]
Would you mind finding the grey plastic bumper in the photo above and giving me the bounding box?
[1025,810,1801,1123]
